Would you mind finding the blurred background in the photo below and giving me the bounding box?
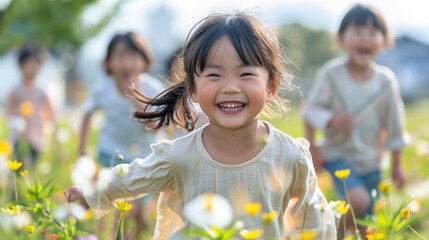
[1,0,429,238]
[1,0,428,107]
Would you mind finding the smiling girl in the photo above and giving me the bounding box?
[69,12,335,239]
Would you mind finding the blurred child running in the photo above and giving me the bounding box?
[79,32,163,238]
[303,4,409,238]
[6,47,54,165]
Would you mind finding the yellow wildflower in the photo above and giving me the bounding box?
[21,170,29,179]
[245,203,262,216]
[20,101,34,117]
[373,198,387,213]
[202,193,216,211]
[26,225,35,233]
[336,201,350,215]
[85,210,94,220]
[366,232,386,240]
[343,238,352,240]
[300,230,318,240]
[378,180,392,194]
[7,160,22,171]
[1,205,21,215]
[335,169,351,180]
[0,140,12,155]
[239,229,264,239]
[261,211,277,222]
[115,200,132,211]
[401,208,410,219]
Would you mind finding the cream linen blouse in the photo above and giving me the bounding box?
[83,121,335,239]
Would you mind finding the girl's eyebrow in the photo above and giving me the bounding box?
[205,63,250,69]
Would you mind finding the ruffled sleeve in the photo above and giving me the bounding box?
[284,138,336,239]
[83,141,174,218]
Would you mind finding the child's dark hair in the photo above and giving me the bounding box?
[105,32,155,74]
[128,11,290,131]
[339,4,393,46]
[18,47,45,65]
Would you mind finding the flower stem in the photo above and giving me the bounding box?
[114,212,122,240]
[13,172,18,201]
[408,225,428,240]
[120,211,125,240]
[343,181,358,234]
[343,215,347,237]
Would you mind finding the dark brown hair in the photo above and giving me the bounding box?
[338,4,393,46]
[18,47,46,65]
[128,11,290,131]
[104,32,155,74]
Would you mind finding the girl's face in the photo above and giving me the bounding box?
[20,57,42,80]
[339,22,385,69]
[191,36,277,130]
[105,41,147,92]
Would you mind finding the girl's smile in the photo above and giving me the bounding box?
[216,101,247,115]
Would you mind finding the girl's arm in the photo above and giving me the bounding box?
[68,142,174,218]
[304,121,324,170]
[285,139,336,239]
[79,113,92,156]
[391,149,405,189]
[43,94,54,122]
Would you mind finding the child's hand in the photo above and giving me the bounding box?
[66,186,90,210]
[392,164,406,190]
[329,113,355,134]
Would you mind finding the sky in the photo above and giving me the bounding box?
[80,0,429,59]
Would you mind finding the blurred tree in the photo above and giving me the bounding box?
[278,23,341,96]
[0,0,125,104]
[0,0,123,54]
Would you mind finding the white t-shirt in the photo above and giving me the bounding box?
[83,121,336,239]
[83,73,164,161]
[303,58,409,174]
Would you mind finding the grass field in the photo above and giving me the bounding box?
[1,99,428,239]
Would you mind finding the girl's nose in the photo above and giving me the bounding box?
[221,78,241,94]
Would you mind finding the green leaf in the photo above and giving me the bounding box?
[182,229,213,239]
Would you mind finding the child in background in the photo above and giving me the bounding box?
[80,32,163,166]
[69,12,335,239]
[79,32,163,238]
[303,4,409,238]
[6,47,54,164]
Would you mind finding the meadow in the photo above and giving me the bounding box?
[1,99,428,239]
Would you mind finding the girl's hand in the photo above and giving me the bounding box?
[392,164,406,190]
[67,186,90,210]
[329,113,355,134]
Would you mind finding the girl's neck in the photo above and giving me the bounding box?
[202,120,269,165]
[346,60,375,82]
[23,78,36,87]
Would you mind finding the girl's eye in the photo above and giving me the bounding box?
[207,73,220,77]
[241,73,253,77]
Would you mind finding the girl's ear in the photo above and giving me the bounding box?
[266,78,279,102]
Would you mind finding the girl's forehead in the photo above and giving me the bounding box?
[205,36,244,66]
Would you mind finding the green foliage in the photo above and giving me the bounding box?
[0,0,124,54]
[278,23,340,96]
